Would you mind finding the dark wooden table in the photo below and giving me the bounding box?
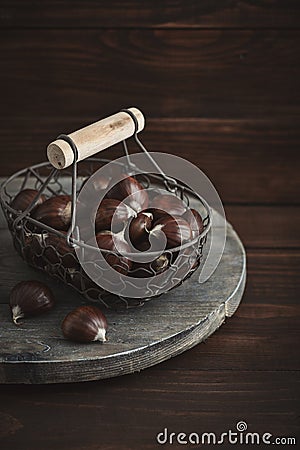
[0,1,299,448]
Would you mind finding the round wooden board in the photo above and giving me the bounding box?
[0,212,246,384]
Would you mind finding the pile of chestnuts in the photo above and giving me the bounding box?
[6,173,207,343]
[89,175,204,278]
[9,172,205,300]
[9,280,108,343]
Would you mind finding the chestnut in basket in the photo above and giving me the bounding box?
[10,189,47,213]
[144,207,171,223]
[80,173,111,193]
[95,199,135,233]
[106,175,148,212]
[32,195,72,231]
[150,194,187,217]
[183,208,204,238]
[149,216,192,249]
[44,232,79,269]
[128,211,153,249]
[21,234,47,269]
[130,253,170,278]
[94,231,132,275]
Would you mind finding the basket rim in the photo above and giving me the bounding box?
[0,159,211,257]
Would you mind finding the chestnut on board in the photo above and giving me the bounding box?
[62,305,107,343]
[9,280,55,325]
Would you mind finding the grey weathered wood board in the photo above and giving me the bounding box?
[0,177,246,384]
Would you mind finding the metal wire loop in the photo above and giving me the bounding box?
[120,109,139,134]
[120,110,178,193]
[56,134,78,246]
[56,134,79,162]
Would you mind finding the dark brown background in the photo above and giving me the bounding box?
[0,1,299,449]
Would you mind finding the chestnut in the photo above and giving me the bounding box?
[9,280,55,325]
[150,216,192,249]
[21,234,47,269]
[150,194,187,217]
[128,211,153,249]
[10,189,47,212]
[32,195,72,231]
[80,173,111,192]
[62,305,107,343]
[24,233,45,256]
[44,232,79,269]
[106,175,148,212]
[144,207,171,223]
[183,208,204,237]
[130,253,170,278]
[95,198,135,233]
[95,231,132,275]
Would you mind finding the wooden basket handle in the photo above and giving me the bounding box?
[47,107,145,169]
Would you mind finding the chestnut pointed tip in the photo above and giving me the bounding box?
[12,305,24,325]
[94,327,107,343]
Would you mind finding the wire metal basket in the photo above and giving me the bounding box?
[0,109,211,309]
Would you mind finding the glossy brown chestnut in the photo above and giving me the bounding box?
[144,207,171,223]
[80,173,111,192]
[95,231,132,275]
[61,305,107,343]
[128,211,153,249]
[130,253,170,278]
[150,216,192,249]
[95,199,135,233]
[150,194,187,217]
[44,232,79,269]
[183,208,204,237]
[22,234,47,269]
[9,280,55,325]
[106,175,148,212]
[24,232,46,255]
[10,189,47,213]
[32,195,72,231]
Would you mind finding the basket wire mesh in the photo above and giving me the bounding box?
[0,110,211,309]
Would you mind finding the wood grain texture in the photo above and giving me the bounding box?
[0,221,246,383]
[1,117,300,204]
[0,30,299,120]
[0,0,299,446]
[0,372,298,450]
[0,0,299,29]
[226,205,300,247]
[47,108,145,169]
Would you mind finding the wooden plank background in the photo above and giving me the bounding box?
[0,1,299,449]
